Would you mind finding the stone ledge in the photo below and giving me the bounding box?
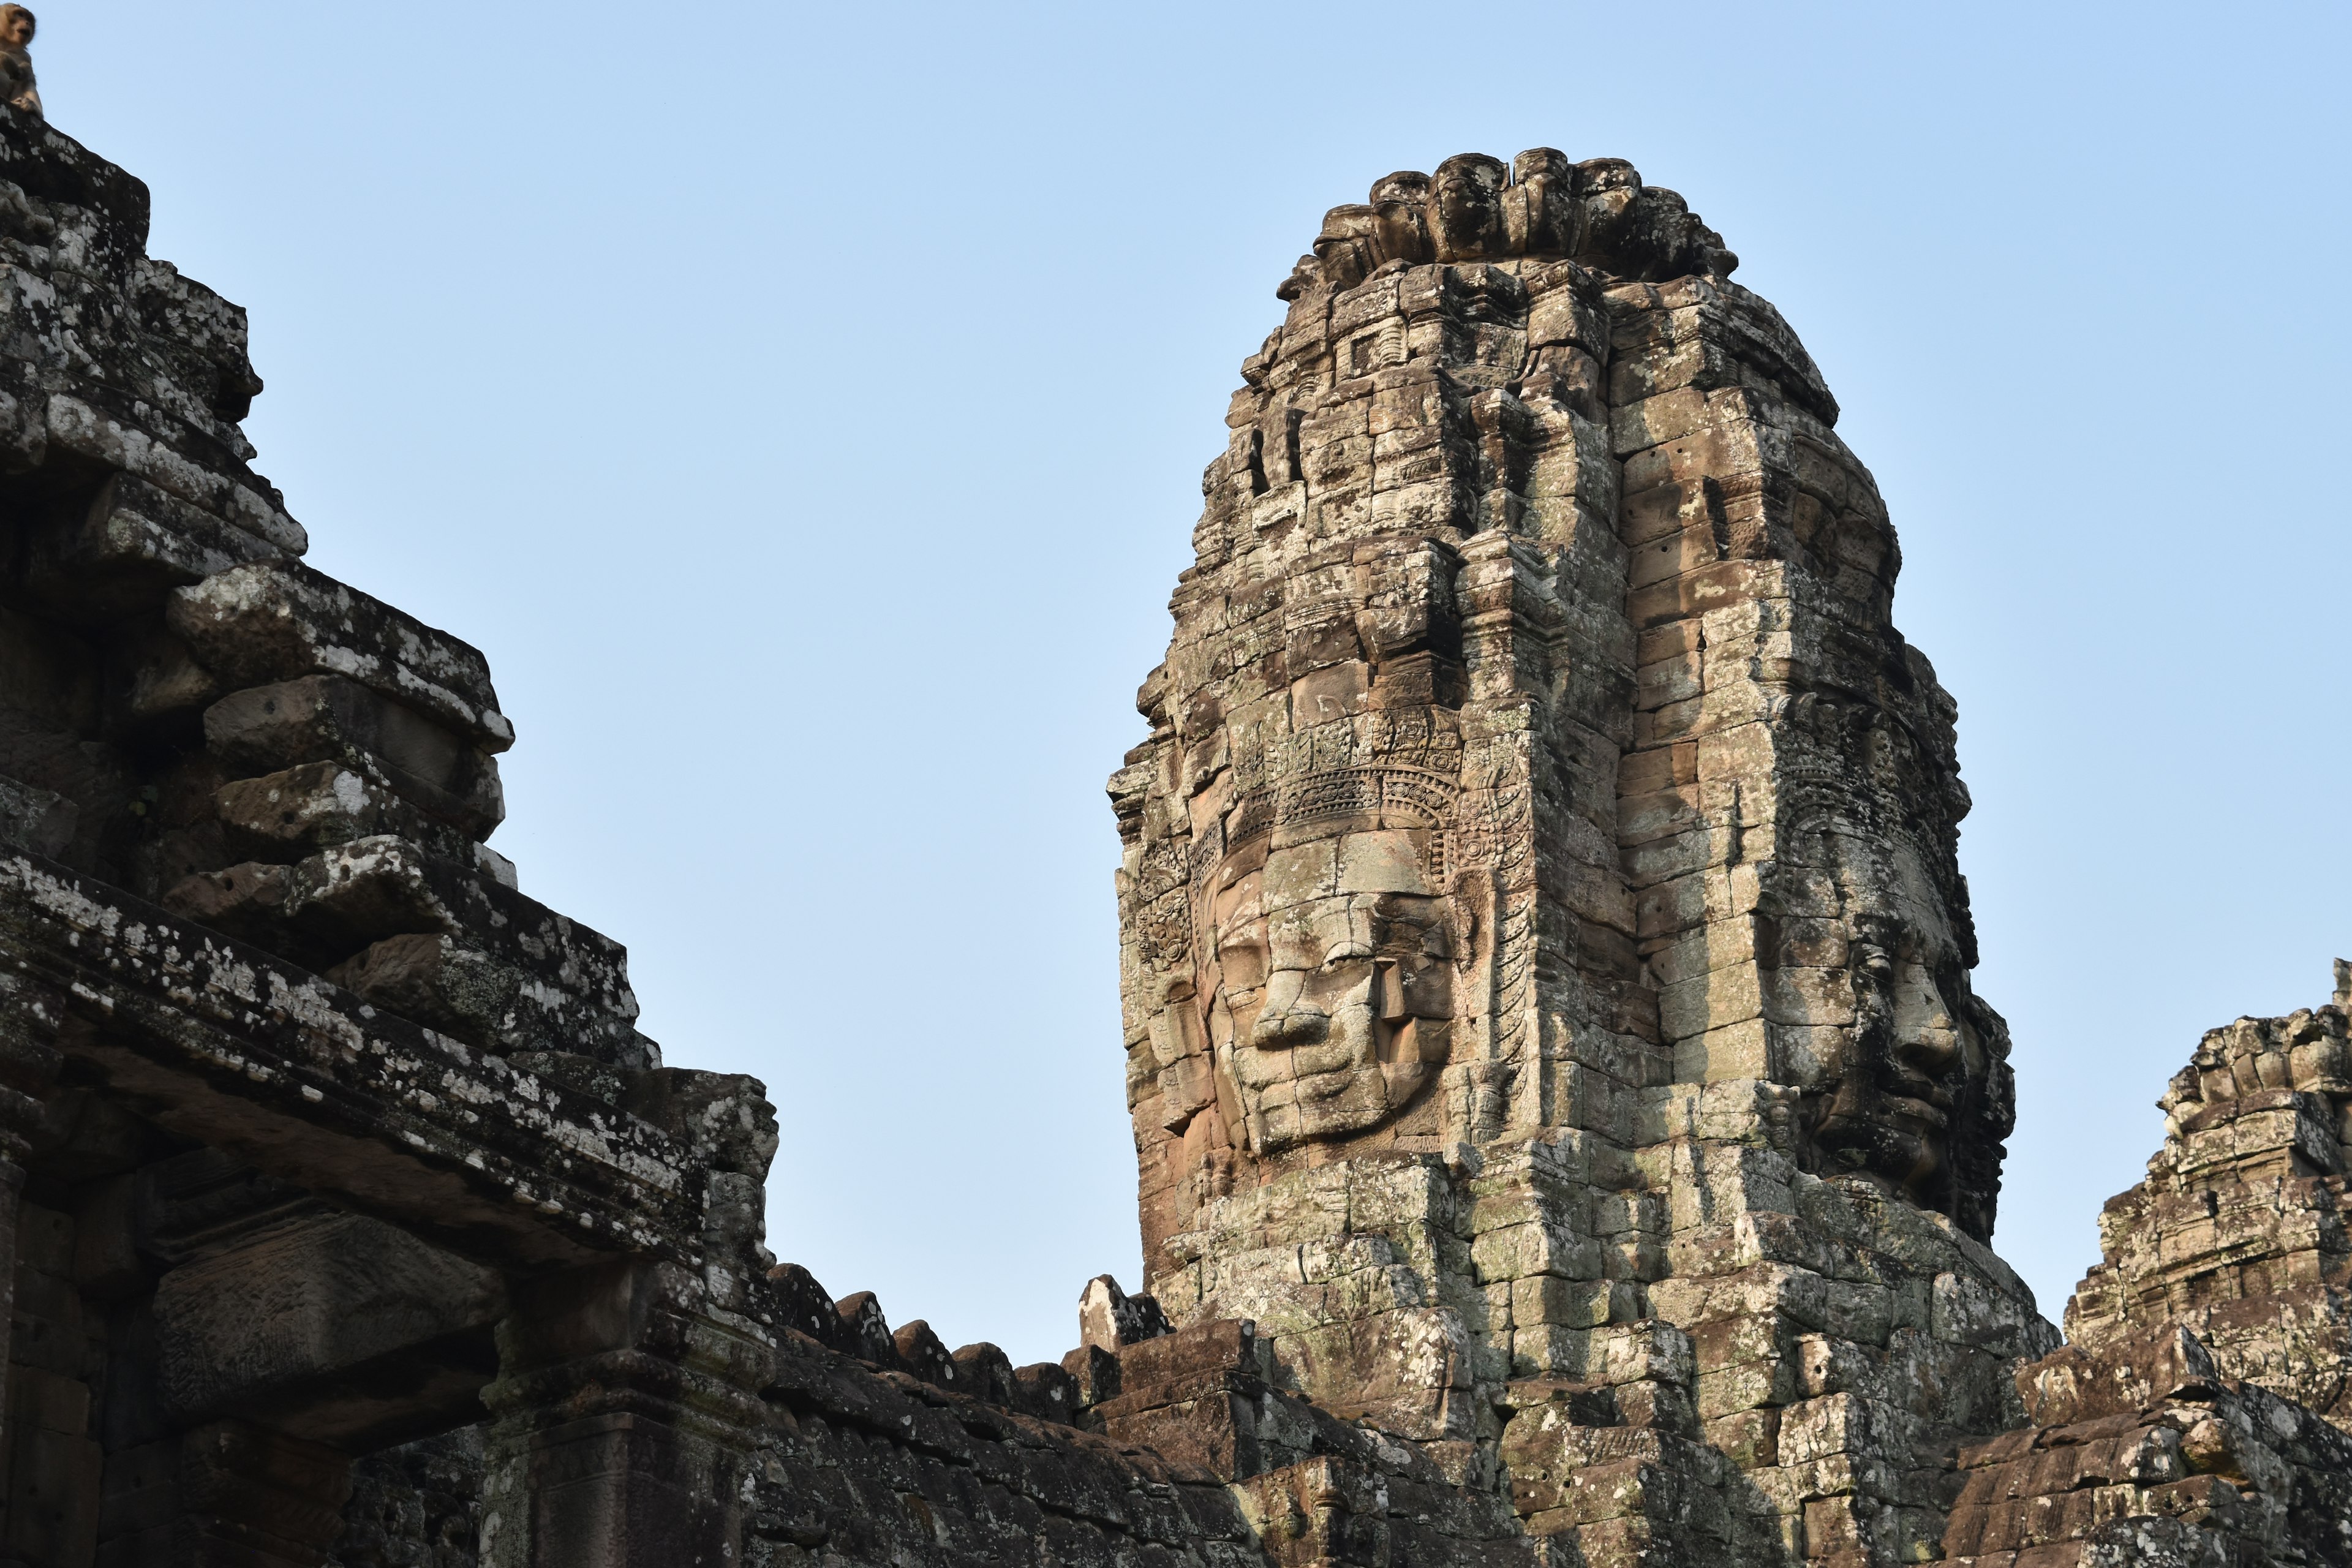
[0,846,699,1270]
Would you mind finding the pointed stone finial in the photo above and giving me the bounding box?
[1077,1273,1169,1352]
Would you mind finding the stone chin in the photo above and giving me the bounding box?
[1199,824,1457,1158]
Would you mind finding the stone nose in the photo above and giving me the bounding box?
[1897,1020,1961,1076]
[1250,1001,1330,1049]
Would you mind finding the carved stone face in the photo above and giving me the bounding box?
[1810,933,1981,1206]
[1198,827,1455,1156]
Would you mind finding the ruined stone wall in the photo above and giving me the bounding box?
[1939,968,2352,1565]
[2067,964,2352,1422]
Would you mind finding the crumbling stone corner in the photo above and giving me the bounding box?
[480,1262,776,1568]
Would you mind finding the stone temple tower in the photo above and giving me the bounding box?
[1104,154,2352,1568]
[7,93,2348,1563]
[1110,151,2054,1561]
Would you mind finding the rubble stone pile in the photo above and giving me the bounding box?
[0,99,2342,1568]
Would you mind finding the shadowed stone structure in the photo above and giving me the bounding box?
[0,102,1250,1568]
[0,96,2345,1568]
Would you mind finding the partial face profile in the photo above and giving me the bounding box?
[1198,827,1455,1155]
[1796,832,2007,1227]
[1810,933,1981,1205]
[0,8,33,48]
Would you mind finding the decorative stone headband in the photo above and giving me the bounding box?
[1189,764,1458,890]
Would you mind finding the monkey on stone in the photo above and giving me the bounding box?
[0,7,39,121]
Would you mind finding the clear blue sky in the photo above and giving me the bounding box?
[50,2,2349,1365]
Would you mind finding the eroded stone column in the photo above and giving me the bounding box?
[0,973,62,1558]
[480,1261,773,1568]
[173,1420,353,1568]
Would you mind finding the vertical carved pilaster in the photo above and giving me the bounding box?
[480,1262,772,1568]
[0,973,60,1363]
[0,973,61,1562]
[173,1420,353,1568]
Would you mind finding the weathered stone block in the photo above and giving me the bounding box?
[154,1214,503,1447]
[204,674,505,837]
[170,561,511,751]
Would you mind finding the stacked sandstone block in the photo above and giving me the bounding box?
[2064,973,2352,1425]
[1944,1327,2352,1565]
[1928,970,2352,1566]
[151,558,655,1080]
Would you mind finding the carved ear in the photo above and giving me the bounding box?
[1193,964,1219,1033]
[1446,867,1488,970]
[1371,960,1408,1025]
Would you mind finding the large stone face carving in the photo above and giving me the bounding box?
[1788,818,2013,1232]
[1115,150,2016,1259]
[1111,148,2057,1558]
[1199,815,1458,1155]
